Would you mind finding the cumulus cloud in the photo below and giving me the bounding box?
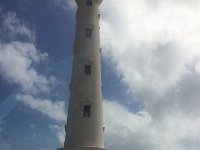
[101,0,200,99]
[104,100,200,150]
[17,94,66,122]
[1,12,35,42]
[0,41,53,93]
[101,0,200,111]
[0,11,54,94]
[101,0,200,150]
[0,4,66,147]
[0,10,63,124]
[49,124,65,144]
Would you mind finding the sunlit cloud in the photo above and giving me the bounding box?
[104,100,200,150]
[0,10,63,124]
[0,11,54,94]
[0,41,53,93]
[49,124,65,144]
[101,0,200,150]
[17,94,66,122]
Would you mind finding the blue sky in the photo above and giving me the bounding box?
[1,0,200,150]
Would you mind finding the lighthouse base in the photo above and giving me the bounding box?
[58,146,108,150]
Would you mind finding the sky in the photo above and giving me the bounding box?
[0,0,200,150]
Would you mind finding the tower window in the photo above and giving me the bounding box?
[85,65,91,75]
[83,105,91,117]
[85,28,92,37]
[98,14,101,19]
[86,0,92,6]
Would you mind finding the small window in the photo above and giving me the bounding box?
[98,14,101,19]
[85,65,91,75]
[86,0,92,6]
[85,28,92,37]
[83,105,91,117]
[100,48,102,53]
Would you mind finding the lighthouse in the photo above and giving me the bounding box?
[58,0,106,150]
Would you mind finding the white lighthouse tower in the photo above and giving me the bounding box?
[58,0,106,150]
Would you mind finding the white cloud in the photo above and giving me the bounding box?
[104,100,200,150]
[17,94,66,122]
[101,0,200,110]
[0,41,52,93]
[0,11,61,124]
[101,0,200,150]
[101,0,200,98]
[2,12,35,42]
[0,11,54,94]
[49,124,65,144]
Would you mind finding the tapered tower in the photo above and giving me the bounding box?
[58,0,106,150]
